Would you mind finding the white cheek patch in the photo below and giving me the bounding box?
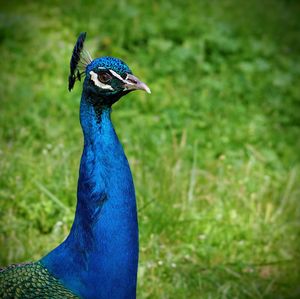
[89,71,114,91]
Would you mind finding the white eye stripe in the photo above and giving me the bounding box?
[108,69,133,85]
[89,71,114,91]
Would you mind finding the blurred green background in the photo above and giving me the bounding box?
[0,0,300,298]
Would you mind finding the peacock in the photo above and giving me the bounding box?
[0,32,150,299]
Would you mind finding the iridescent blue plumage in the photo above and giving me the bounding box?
[42,103,139,298]
[41,33,151,298]
[86,56,132,75]
[0,33,150,299]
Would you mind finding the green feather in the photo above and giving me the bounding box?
[0,262,79,298]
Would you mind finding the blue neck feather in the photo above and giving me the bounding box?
[41,91,139,299]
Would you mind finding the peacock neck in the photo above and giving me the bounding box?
[41,92,139,299]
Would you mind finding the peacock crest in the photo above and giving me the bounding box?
[68,32,93,91]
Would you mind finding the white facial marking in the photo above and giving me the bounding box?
[108,69,128,84]
[89,71,114,90]
[124,74,134,85]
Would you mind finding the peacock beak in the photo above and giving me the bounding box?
[123,73,151,94]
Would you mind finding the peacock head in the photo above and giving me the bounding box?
[68,32,150,106]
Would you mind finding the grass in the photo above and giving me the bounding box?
[0,0,300,298]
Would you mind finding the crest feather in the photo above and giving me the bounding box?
[68,32,92,91]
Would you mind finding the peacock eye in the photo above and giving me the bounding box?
[98,72,112,83]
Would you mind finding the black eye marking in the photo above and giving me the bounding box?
[126,78,137,84]
[98,72,112,83]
